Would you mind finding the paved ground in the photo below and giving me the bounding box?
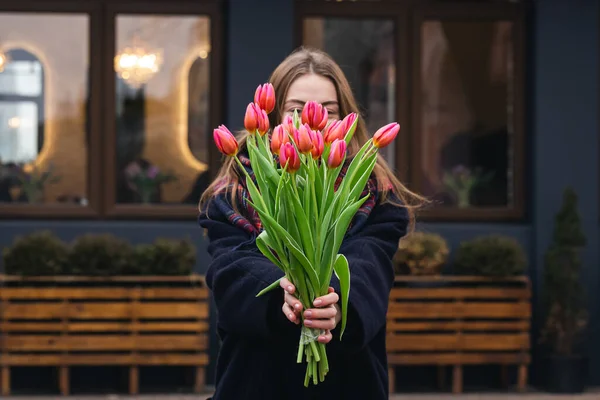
[2,393,599,400]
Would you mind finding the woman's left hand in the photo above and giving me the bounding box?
[280,277,341,344]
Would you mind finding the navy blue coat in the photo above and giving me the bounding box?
[199,197,409,400]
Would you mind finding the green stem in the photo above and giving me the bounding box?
[297,341,305,364]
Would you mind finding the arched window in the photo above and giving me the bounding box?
[0,48,45,164]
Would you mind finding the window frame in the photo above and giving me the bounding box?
[103,1,224,219]
[0,0,224,220]
[295,0,528,222]
[0,0,102,219]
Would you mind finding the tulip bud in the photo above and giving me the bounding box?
[342,113,358,141]
[327,139,346,168]
[373,122,400,149]
[310,130,324,160]
[257,108,270,136]
[323,120,345,144]
[294,124,314,154]
[254,83,275,114]
[244,103,261,133]
[283,115,295,134]
[301,101,328,131]
[279,142,301,173]
[271,124,289,155]
[213,125,238,157]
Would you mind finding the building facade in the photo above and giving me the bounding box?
[0,0,598,390]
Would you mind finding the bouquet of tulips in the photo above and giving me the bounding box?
[212,83,399,386]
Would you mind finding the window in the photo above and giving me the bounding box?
[296,0,526,220]
[0,1,223,218]
[0,10,92,216]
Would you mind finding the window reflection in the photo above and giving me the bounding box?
[115,15,211,205]
[420,21,514,208]
[0,13,89,205]
[303,17,396,167]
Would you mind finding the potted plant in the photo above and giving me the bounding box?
[0,232,208,396]
[453,234,527,277]
[393,232,449,276]
[539,187,588,393]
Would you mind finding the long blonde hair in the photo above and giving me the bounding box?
[200,47,426,228]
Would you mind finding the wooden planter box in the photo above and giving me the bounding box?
[0,275,209,396]
[387,276,531,394]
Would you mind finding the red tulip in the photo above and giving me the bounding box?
[257,108,270,136]
[244,103,261,133]
[213,125,238,157]
[301,101,328,131]
[310,130,324,160]
[327,139,346,168]
[373,122,400,148]
[279,142,301,173]
[271,124,289,154]
[323,120,345,144]
[294,124,314,154]
[283,115,295,134]
[254,83,275,114]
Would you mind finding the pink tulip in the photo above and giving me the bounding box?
[327,139,346,168]
[254,83,275,114]
[279,142,301,173]
[271,124,289,155]
[257,108,270,136]
[213,125,238,157]
[244,103,261,133]
[283,115,295,134]
[323,120,345,144]
[294,124,314,154]
[342,113,358,135]
[373,122,400,149]
[310,130,324,160]
[301,101,328,131]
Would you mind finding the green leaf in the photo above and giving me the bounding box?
[333,254,350,338]
[256,231,285,272]
[249,199,320,291]
[285,180,315,264]
[321,195,368,291]
[256,277,283,297]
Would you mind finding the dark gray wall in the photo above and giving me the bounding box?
[0,0,599,389]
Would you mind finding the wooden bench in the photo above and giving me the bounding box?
[387,276,531,394]
[0,275,209,395]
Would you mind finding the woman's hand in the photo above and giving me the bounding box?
[280,277,341,344]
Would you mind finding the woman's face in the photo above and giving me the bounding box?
[282,74,340,122]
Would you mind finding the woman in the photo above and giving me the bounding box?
[198,47,424,400]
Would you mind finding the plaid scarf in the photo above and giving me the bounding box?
[211,153,379,238]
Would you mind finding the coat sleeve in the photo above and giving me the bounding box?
[330,201,409,353]
[198,198,295,340]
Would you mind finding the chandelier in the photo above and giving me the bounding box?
[114,38,162,89]
[0,50,8,73]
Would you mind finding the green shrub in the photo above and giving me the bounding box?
[134,238,196,276]
[67,234,135,276]
[393,232,449,275]
[454,234,527,277]
[2,231,68,276]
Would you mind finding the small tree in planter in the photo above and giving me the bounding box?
[539,187,588,393]
[454,234,527,277]
[393,232,450,276]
